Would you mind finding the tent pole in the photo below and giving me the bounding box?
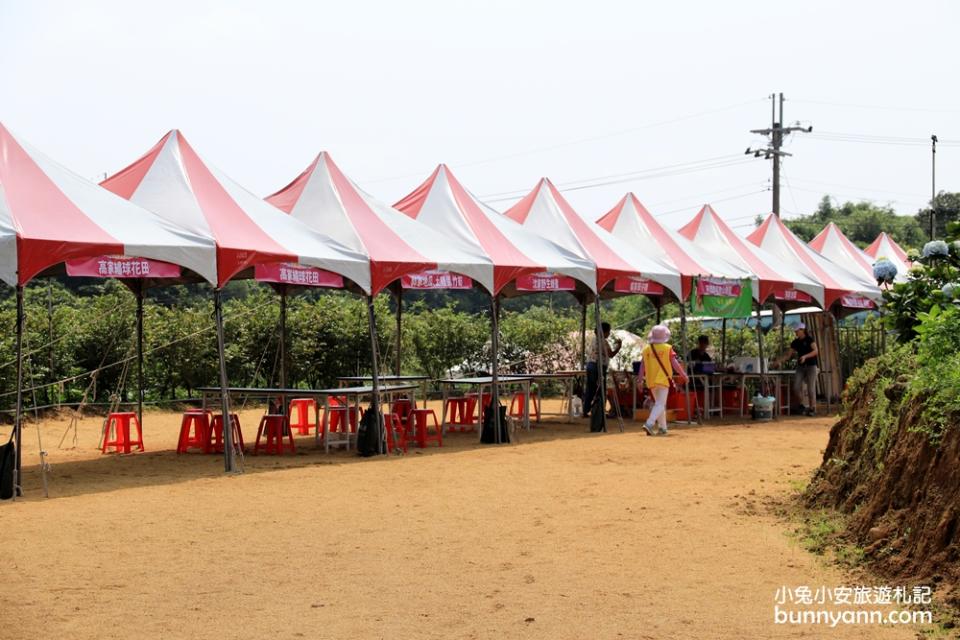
[395,286,403,377]
[656,299,662,324]
[136,283,145,429]
[680,303,692,424]
[214,289,237,473]
[366,295,384,455]
[756,301,768,407]
[779,305,786,360]
[279,286,287,391]
[756,301,766,374]
[721,317,727,366]
[593,295,607,432]
[579,301,587,370]
[490,295,502,444]
[13,285,24,497]
[47,282,54,407]
[833,307,842,406]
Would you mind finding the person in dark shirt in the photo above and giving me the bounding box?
[688,335,712,366]
[774,323,819,416]
[582,322,621,418]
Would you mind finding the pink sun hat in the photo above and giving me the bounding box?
[647,324,671,344]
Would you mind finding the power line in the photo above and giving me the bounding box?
[654,189,769,217]
[787,177,927,199]
[647,182,769,207]
[360,98,765,185]
[483,155,755,202]
[802,131,960,146]
[781,165,801,214]
[792,98,960,115]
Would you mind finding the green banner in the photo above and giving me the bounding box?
[689,277,753,318]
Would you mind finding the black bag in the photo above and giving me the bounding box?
[0,435,16,501]
[356,406,382,457]
[589,394,606,433]
[480,403,510,444]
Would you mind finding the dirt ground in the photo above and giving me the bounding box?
[0,400,928,639]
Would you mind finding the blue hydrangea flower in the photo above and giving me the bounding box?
[873,259,898,285]
[943,283,958,299]
[922,240,949,258]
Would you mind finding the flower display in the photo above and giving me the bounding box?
[922,240,949,259]
[873,259,898,285]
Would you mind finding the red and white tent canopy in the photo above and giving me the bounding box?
[747,214,881,309]
[865,232,911,283]
[265,152,493,295]
[503,178,682,299]
[808,222,876,283]
[595,193,751,298]
[0,123,217,287]
[394,165,596,295]
[679,204,824,306]
[101,131,371,292]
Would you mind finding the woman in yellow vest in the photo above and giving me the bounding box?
[637,324,688,436]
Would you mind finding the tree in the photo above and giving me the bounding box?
[916,192,960,242]
[782,196,925,250]
[405,303,488,380]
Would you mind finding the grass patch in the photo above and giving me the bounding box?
[786,508,866,569]
[787,478,808,494]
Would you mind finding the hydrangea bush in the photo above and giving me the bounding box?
[884,232,960,342]
[873,259,898,285]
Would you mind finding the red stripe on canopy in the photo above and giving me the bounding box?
[97,134,167,201]
[865,232,910,264]
[396,165,543,294]
[505,179,653,290]
[679,204,796,303]
[0,123,122,284]
[809,222,875,279]
[322,154,433,294]
[175,134,294,285]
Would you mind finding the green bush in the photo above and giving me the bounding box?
[883,233,960,342]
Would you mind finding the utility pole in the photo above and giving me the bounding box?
[745,93,812,216]
[930,134,938,240]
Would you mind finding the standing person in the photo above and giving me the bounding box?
[583,321,621,419]
[637,324,688,436]
[774,323,819,416]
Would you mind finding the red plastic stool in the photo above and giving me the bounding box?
[327,400,360,434]
[509,392,541,423]
[445,397,475,432]
[385,413,408,453]
[177,410,211,454]
[209,413,245,454]
[102,412,144,454]
[391,398,413,422]
[464,393,490,425]
[254,414,295,455]
[288,398,317,436]
[408,408,442,449]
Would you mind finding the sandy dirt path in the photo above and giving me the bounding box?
[0,402,924,639]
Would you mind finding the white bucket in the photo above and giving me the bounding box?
[752,395,775,420]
